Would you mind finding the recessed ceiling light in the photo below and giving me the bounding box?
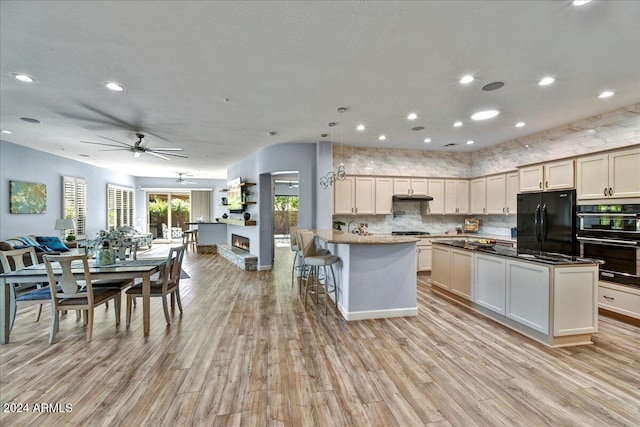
[573,0,591,6]
[20,117,42,124]
[538,76,555,86]
[337,107,348,113]
[460,75,474,84]
[1,130,12,134]
[11,73,35,83]
[378,135,386,141]
[105,82,124,92]
[453,121,463,127]
[467,140,474,145]
[598,91,614,99]
[515,122,526,128]
[471,110,500,121]
[407,113,417,120]
[357,124,365,131]
[424,138,431,143]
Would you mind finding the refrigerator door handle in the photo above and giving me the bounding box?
[535,204,541,242]
[541,204,547,243]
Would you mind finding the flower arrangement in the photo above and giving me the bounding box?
[86,228,131,251]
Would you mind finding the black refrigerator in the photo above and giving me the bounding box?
[516,189,577,256]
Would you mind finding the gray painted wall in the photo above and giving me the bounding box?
[0,140,135,240]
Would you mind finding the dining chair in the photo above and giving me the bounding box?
[125,245,186,326]
[116,240,138,261]
[0,247,51,329]
[44,253,122,343]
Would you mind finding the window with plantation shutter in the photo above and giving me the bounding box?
[62,176,87,239]
[107,184,135,229]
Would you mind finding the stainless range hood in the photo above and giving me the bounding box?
[392,195,434,201]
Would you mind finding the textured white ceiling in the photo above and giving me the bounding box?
[1,1,639,178]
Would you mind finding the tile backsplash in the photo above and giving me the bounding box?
[334,201,516,237]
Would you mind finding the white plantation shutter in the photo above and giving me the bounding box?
[62,176,87,239]
[107,184,134,229]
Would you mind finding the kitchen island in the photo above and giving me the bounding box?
[313,230,418,320]
[431,240,601,347]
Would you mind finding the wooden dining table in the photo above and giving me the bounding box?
[0,258,166,344]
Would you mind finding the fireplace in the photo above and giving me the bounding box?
[232,234,250,252]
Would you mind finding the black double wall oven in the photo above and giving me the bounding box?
[577,204,640,288]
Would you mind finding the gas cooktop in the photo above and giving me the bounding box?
[391,231,430,236]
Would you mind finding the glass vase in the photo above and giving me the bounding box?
[95,247,116,266]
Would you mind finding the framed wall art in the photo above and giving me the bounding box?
[10,180,47,214]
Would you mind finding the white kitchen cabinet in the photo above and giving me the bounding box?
[450,249,472,300]
[506,260,549,333]
[430,244,451,289]
[333,176,355,215]
[598,281,640,320]
[333,176,375,215]
[577,147,640,200]
[470,177,487,214]
[416,238,433,272]
[445,179,469,214]
[393,178,428,196]
[553,267,599,336]
[374,177,393,214]
[425,179,445,214]
[519,160,574,193]
[486,174,507,214]
[505,172,519,215]
[474,253,506,315]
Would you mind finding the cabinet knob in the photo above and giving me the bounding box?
[603,295,615,301]
[609,187,613,197]
[502,207,505,213]
[539,182,543,189]
[506,207,510,213]
[604,188,608,197]
[545,181,548,188]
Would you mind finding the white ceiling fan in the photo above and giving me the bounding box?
[81,133,187,160]
[175,173,196,185]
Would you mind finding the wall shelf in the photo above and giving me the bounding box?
[218,218,257,226]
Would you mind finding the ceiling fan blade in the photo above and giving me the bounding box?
[80,141,128,148]
[146,151,170,161]
[150,147,183,151]
[151,151,188,159]
[97,148,131,152]
[98,136,133,147]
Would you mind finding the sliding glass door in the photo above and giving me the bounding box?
[147,192,190,241]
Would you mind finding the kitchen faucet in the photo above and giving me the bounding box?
[347,220,361,234]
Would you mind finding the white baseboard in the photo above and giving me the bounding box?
[339,306,418,321]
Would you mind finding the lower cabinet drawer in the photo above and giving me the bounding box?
[598,283,640,319]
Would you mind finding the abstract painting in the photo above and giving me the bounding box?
[10,180,47,214]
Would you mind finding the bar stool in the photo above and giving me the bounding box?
[291,228,329,290]
[182,229,198,251]
[298,231,339,315]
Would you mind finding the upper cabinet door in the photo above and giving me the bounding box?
[609,147,640,198]
[505,172,519,215]
[354,177,376,215]
[333,176,355,215]
[374,177,393,215]
[410,178,428,196]
[486,174,507,214]
[519,165,544,192]
[456,180,470,214]
[427,179,445,214]
[393,178,411,195]
[577,153,609,199]
[544,159,574,191]
[469,178,487,215]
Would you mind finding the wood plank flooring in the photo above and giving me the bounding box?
[1,245,639,426]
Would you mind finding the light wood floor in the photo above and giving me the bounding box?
[1,245,639,426]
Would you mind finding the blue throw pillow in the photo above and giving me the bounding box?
[13,244,53,253]
[35,236,70,252]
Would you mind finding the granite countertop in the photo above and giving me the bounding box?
[433,239,601,266]
[314,229,419,245]
[423,233,516,243]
